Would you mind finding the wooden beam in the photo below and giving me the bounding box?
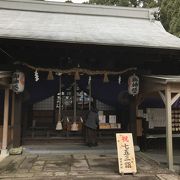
[169,83,180,93]
[165,85,174,171]
[171,93,180,106]
[140,81,165,95]
[1,88,9,154]
[0,77,10,88]
[159,91,166,105]
[0,71,11,79]
[0,74,11,79]
[143,78,166,85]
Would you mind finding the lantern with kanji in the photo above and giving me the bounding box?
[12,72,25,93]
[128,74,139,96]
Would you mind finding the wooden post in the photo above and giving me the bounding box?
[13,94,22,147]
[74,80,77,121]
[129,96,137,145]
[11,92,15,141]
[1,88,9,156]
[165,85,173,171]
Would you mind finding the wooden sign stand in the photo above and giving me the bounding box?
[116,133,137,175]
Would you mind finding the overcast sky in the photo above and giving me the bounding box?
[45,0,88,3]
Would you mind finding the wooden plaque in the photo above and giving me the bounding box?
[116,133,137,174]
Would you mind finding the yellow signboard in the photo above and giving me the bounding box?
[116,133,137,174]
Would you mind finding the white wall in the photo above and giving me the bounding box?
[33,96,54,110]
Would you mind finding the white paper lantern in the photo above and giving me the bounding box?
[128,74,139,96]
[12,72,25,93]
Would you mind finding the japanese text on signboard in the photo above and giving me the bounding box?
[116,133,137,174]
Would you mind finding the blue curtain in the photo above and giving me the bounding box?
[24,75,127,107]
[24,74,180,109]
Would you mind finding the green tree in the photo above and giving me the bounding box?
[65,0,73,3]
[88,0,130,6]
[160,0,180,37]
[142,0,161,8]
[88,0,160,7]
[86,0,180,37]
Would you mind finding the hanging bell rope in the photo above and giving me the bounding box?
[71,79,78,131]
[89,76,92,110]
[22,62,137,76]
[56,74,63,130]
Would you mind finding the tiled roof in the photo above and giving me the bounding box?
[0,0,180,50]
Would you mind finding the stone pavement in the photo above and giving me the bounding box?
[144,149,180,174]
[0,152,179,180]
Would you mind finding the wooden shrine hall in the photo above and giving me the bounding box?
[0,0,180,171]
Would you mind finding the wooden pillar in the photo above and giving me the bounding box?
[1,88,9,156]
[165,85,173,171]
[129,96,137,145]
[21,105,28,139]
[13,94,22,148]
[11,92,15,141]
[74,80,77,120]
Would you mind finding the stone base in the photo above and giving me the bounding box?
[9,147,23,155]
[134,145,140,152]
[0,149,9,161]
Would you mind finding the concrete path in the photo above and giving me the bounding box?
[0,152,179,180]
[144,149,180,174]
